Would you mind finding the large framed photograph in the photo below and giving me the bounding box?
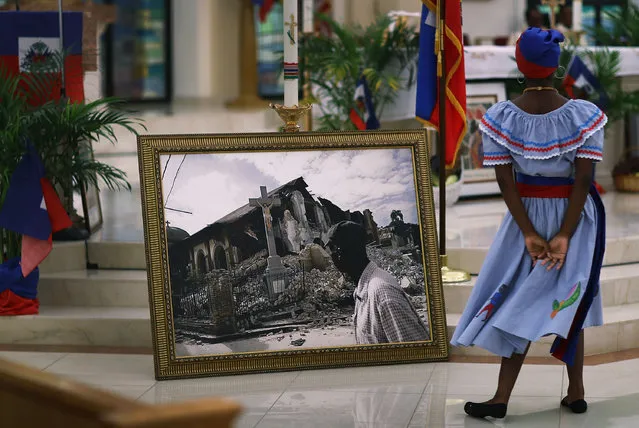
[138,130,447,380]
[460,82,507,198]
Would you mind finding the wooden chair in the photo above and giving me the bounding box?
[0,357,242,428]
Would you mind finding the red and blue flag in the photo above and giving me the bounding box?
[349,76,380,130]
[415,2,438,129]
[0,11,84,104]
[0,146,72,277]
[563,55,609,110]
[415,0,467,169]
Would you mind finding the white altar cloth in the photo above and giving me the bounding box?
[465,46,639,80]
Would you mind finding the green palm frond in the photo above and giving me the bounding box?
[0,47,144,255]
[541,44,639,128]
[71,159,131,192]
[301,14,420,130]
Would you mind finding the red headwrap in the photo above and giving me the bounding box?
[515,27,565,79]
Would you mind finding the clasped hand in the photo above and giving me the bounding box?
[524,233,569,271]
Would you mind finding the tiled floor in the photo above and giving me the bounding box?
[3,351,639,427]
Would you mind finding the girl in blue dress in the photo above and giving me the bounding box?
[450,27,607,419]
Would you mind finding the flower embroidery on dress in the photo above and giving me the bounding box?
[551,282,581,319]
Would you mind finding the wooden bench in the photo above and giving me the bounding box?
[0,357,242,428]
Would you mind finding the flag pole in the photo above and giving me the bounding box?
[57,0,66,99]
[437,0,447,260]
[437,0,470,284]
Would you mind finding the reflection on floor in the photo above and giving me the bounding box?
[2,350,639,427]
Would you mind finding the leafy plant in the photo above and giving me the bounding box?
[301,14,420,130]
[0,49,145,258]
[557,46,639,175]
[555,45,639,126]
[581,4,639,176]
[585,3,639,46]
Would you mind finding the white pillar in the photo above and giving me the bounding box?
[283,0,299,106]
[302,0,314,33]
[171,0,213,99]
[573,0,583,32]
[332,0,347,24]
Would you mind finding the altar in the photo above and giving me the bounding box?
[464,45,639,80]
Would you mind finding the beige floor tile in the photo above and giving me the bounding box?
[0,351,66,370]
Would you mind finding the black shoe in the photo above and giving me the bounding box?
[561,397,588,414]
[464,401,507,419]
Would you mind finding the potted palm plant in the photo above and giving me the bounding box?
[302,14,420,130]
[583,5,639,192]
[0,52,144,314]
[553,45,639,192]
[556,45,639,125]
[1,50,144,242]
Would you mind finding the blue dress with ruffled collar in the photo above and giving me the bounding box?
[450,99,606,358]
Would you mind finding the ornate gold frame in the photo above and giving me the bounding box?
[138,130,448,380]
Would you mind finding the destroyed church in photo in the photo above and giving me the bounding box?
[168,177,380,281]
[166,176,427,346]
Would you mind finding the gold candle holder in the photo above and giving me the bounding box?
[440,254,471,284]
[270,103,312,133]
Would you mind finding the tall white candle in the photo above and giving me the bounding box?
[303,0,314,33]
[283,0,299,106]
[573,0,583,32]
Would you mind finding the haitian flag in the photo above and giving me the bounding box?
[563,55,609,110]
[0,146,72,277]
[349,76,380,130]
[415,3,437,125]
[252,0,276,22]
[0,11,84,104]
[415,0,467,169]
[0,257,40,315]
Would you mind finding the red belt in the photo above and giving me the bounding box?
[516,183,573,198]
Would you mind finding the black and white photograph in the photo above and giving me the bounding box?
[161,148,432,357]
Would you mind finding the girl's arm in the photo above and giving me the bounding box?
[542,158,594,271]
[494,164,536,237]
[557,157,594,238]
[494,164,549,264]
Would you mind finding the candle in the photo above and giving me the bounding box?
[283,0,299,106]
[303,0,314,34]
[572,0,583,32]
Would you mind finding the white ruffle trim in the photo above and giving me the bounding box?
[484,159,513,166]
[575,152,603,161]
[479,99,608,161]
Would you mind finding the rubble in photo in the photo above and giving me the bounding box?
[167,176,429,354]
